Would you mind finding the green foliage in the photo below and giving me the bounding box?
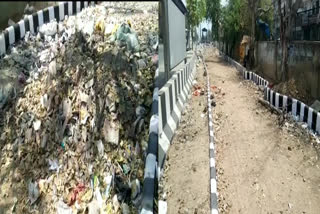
[186,0,274,47]
[187,0,207,28]
[220,0,247,45]
[256,0,274,40]
[206,0,220,40]
[218,0,274,56]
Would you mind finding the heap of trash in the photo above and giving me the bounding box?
[0,2,158,214]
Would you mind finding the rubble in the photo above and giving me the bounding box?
[192,84,205,96]
[272,78,312,105]
[8,19,15,27]
[311,100,320,112]
[0,2,158,213]
[39,20,58,36]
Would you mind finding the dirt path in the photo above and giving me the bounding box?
[206,48,320,214]
[160,47,320,214]
[160,61,210,214]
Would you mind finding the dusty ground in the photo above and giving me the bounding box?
[160,47,320,214]
[273,78,313,106]
[206,48,320,214]
[159,61,210,214]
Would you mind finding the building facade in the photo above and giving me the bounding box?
[273,0,320,40]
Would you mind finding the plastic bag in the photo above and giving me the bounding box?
[96,140,104,157]
[114,23,140,52]
[28,181,40,205]
[56,200,72,214]
[124,33,140,52]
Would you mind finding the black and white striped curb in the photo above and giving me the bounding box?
[0,1,97,57]
[141,69,159,214]
[217,48,320,135]
[158,54,197,178]
[200,48,219,214]
[265,87,320,134]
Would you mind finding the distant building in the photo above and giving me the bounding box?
[273,0,320,40]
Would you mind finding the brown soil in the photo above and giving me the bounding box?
[160,61,210,214]
[273,78,313,106]
[207,48,320,214]
[161,47,320,214]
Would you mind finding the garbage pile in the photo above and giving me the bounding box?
[0,2,158,213]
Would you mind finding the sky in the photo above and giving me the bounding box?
[221,0,228,7]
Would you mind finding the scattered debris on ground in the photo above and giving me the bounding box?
[238,79,320,149]
[192,84,205,96]
[0,2,158,213]
[272,78,313,106]
[159,55,210,214]
[209,49,320,214]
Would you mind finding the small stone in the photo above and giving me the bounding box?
[13,171,22,182]
[113,195,120,213]
[104,23,115,35]
[39,21,58,36]
[102,119,119,145]
[25,128,33,143]
[33,120,41,131]
[49,60,57,77]
[18,73,26,84]
[88,199,100,214]
[8,19,15,26]
[96,140,104,157]
[28,181,40,205]
[79,91,90,104]
[121,203,130,214]
[130,179,141,199]
[137,59,147,69]
[41,134,48,149]
[40,94,48,109]
[85,79,94,89]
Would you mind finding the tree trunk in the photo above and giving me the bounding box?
[280,38,288,81]
[248,0,259,70]
[278,0,303,81]
[191,28,193,50]
[278,0,288,81]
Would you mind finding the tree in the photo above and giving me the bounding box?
[219,0,273,60]
[277,0,303,81]
[247,0,259,69]
[247,0,273,69]
[187,0,206,27]
[206,0,220,41]
[187,0,206,43]
[220,0,247,56]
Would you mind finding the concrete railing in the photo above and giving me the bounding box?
[158,51,197,178]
